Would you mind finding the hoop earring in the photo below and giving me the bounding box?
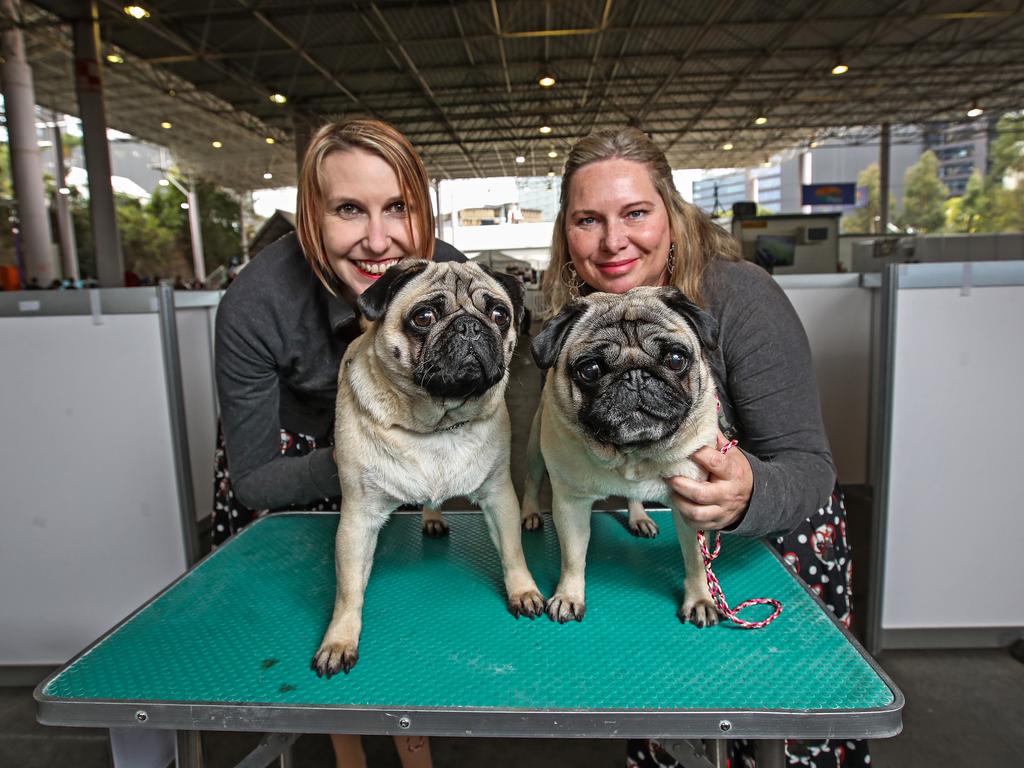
[666,242,677,281]
[560,260,583,302]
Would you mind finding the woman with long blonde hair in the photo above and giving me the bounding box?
[537,127,865,768]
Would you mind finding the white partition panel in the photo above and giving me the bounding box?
[0,289,192,666]
[869,262,1024,651]
[779,275,874,486]
[174,291,222,522]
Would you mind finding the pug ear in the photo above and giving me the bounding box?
[531,302,586,370]
[478,264,525,329]
[657,287,719,351]
[357,259,430,321]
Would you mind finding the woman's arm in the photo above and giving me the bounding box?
[716,261,836,537]
[215,289,338,510]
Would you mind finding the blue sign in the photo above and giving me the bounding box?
[801,183,856,206]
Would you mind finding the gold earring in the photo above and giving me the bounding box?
[561,261,582,302]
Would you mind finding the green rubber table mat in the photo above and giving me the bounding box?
[36,512,902,738]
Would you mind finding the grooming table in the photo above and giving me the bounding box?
[35,511,902,768]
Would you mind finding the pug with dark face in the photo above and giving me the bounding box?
[521,286,720,626]
[313,260,545,677]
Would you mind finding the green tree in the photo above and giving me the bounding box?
[900,150,948,233]
[841,163,880,233]
[951,170,990,233]
[988,113,1024,182]
[149,180,242,278]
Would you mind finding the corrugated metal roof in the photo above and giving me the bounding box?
[11,0,1024,186]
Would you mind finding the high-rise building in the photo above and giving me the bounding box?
[922,119,996,196]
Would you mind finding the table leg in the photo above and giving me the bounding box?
[175,730,204,768]
[756,739,786,768]
[708,739,727,768]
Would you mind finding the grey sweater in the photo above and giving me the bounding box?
[702,258,836,537]
[215,233,464,510]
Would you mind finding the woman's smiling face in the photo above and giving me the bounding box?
[320,147,420,296]
[565,158,672,294]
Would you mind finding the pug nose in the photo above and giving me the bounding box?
[623,369,650,391]
[455,315,483,339]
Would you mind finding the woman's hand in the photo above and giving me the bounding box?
[665,432,753,530]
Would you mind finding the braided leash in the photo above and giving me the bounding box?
[695,438,783,630]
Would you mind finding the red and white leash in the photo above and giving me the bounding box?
[695,438,783,630]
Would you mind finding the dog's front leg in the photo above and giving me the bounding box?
[421,506,449,538]
[671,508,719,627]
[520,405,546,530]
[547,479,593,623]
[476,476,545,619]
[312,502,387,677]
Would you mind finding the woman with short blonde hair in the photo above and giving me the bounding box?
[215,117,458,768]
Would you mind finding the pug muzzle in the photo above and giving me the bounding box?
[414,311,506,399]
[577,365,691,448]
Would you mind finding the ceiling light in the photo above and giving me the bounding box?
[269,93,287,105]
[831,63,849,76]
[58,187,71,195]
[160,121,172,130]
[539,125,552,135]
[721,142,734,151]
[265,137,275,144]
[105,53,124,65]
[967,104,983,118]
[809,140,819,149]
[547,170,556,177]
[263,171,273,180]
[515,155,526,164]
[547,149,558,158]
[211,140,223,149]
[538,74,556,88]
[158,178,169,187]
[123,5,150,19]
[754,116,768,125]
[180,202,189,210]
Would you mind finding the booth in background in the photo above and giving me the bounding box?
[732,213,841,275]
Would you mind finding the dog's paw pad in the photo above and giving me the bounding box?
[311,643,359,678]
[521,513,543,531]
[422,519,450,538]
[628,518,659,538]
[508,589,546,619]
[546,594,586,624]
[677,598,719,628]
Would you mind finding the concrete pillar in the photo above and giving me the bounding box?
[185,182,206,284]
[239,192,249,263]
[72,0,124,286]
[292,114,318,179]
[879,122,891,235]
[799,150,813,214]
[50,115,79,281]
[1,0,55,287]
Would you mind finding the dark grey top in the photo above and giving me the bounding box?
[215,233,464,510]
[703,258,836,537]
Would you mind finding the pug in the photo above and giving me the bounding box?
[521,286,720,626]
[313,260,545,677]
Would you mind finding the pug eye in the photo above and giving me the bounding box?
[664,349,689,371]
[574,360,604,383]
[490,305,510,327]
[412,307,437,328]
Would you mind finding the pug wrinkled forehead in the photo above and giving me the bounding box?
[532,286,719,449]
[358,259,525,399]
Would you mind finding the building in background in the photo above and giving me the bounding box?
[922,119,997,196]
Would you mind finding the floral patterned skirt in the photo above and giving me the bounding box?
[626,486,869,768]
[212,425,339,547]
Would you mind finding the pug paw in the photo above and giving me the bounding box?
[311,642,360,678]
[546,594,586,623]
[628,517,659,538]
[508,589,546,619]
[422,518,450,538]
[677,598,720,628]
[521,512,544,531]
